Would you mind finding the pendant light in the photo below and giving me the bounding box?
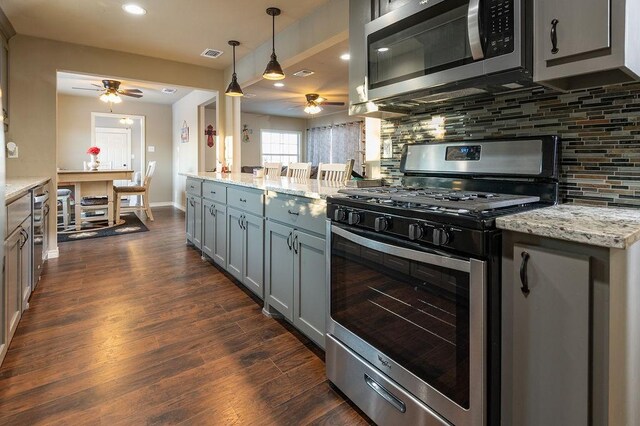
[225,40,244,97]
[262,7,285,80]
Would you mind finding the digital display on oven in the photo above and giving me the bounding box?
[446,145,481,161]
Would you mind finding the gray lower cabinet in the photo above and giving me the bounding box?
[202,199,227,268]
[20,218,32,311]
[4,226,23,354]
[503,243,591,426]
[185,194,202,249]
[226,206,264,298]
[265,221,327,348]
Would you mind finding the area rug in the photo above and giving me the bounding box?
[58,213,149,243]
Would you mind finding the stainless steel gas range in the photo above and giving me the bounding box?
[325,137,559,426]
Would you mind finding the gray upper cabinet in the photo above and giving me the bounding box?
[503,243,591,426]
[535,0,640,90]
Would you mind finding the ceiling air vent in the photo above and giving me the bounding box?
[161,88,178,94]
[292,69,315,77]
[200,48,223,59]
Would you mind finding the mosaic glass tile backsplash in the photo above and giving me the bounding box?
[380,82,640,208]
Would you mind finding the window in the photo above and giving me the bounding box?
[261,130,300,164]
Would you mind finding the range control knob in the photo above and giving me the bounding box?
[333,208,347,221]
[374,217,389,232]
[408,223,424,241]
[432,228,451,246]
[348,211,362,225]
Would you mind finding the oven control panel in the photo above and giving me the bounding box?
[329,205,487,256]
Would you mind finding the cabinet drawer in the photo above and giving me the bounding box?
[266,194,326,235]
[186,178,202,197]
[202,181,226,203]
[228,186,263,216]
[7,193,31,235]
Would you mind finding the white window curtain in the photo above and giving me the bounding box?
[306,122,362,172]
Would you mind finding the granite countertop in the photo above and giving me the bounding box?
[496,204,640,249]
[6,177,51,204]
[181,172,346,200]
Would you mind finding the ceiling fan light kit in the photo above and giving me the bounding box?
[304,104,322,114]
[225,40,244,97]
[263,7,285,81]
[100,91,122,104]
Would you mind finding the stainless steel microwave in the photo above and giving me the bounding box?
[365,0,532,103]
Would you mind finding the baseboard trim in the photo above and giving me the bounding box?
[47,247,60,259]
[150,202,176,207]
[173,202,185,212]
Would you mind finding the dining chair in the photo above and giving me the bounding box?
[114,161,156,221]
[317,160,354,182]
[264,162,282,178]
[57,188,72,229]
[286,162,312,179]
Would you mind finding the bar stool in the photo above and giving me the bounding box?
[57,188,72,229]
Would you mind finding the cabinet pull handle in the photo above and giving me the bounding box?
[550,19,559,54]
[19,228,29,248]
[286,231,293,250]
[239,198,247,203]
[209,205,215,216]
[519,251,530,297]
[287,209,299,216]
[293,234,299,254]
[189,199,195,207]
[211,190,216,194]
[243,216,248,230]
[238,216,242,229]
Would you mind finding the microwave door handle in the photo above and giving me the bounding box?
[467,0,484,60]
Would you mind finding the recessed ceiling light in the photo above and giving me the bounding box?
[274,82,285,87]
[377,47,389,52]
[122,4,147,15]
[340,53,351,60]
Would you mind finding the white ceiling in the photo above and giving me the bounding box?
[0,0,329,69]
[57,72,195,105]
[241,39,349,118]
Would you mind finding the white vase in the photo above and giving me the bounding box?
[88,154,100,170]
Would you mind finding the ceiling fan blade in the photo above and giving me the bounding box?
[91,83,104,88]
[120,88,143,94]
[322,101,346,106]
[71,87,103,91]
[120,92,143,98]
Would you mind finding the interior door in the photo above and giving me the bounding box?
[94,127,131,186]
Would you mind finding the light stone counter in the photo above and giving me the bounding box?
[6,177,51,204]
[496,204,640,249]
[181,172,346,200]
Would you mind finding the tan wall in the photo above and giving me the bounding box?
[172,90,217,208]
[240,112,307,167]
[7,34,225,255]
[57,94,173,203]
[307,110,356,128]
[204,107,217,172]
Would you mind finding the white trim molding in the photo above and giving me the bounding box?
[47,247,60,259]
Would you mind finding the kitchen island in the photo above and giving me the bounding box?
[497,204,640,426]
[180,172,347,349]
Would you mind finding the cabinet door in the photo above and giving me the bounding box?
[539,0,610,62]
[212,204,227,268]
[20,219,32,310]
[293,230,327,348]
[193,196,202,249]
[201,199,215,259]
[508,244,590,426]
[186,195,195,243]
[265,221,294,320]
[243,213,264,298]
[226,207,244,282]
[4,227,22,344]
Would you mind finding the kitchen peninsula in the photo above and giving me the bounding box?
[181,172,346,348]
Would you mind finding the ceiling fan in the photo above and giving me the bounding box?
[303,93,345,114]
[72,79,143,104]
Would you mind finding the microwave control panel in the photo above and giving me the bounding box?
[484,0,514,58]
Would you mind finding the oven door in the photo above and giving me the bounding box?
[327,223,486,426]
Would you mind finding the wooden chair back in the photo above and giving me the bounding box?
[264,162,282,178]
[286,162,312,179]
[143,161,157,188]
[317,161,353,182]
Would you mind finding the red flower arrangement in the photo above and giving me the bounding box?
[87,146,101,155]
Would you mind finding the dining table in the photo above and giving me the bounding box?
[57,169,134,231]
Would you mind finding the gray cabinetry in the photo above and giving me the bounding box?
[202,198,227,268]
[20,218,32,310]
[534,0,640,90]
[265,221,295,319]
[185,194,202,249]
[226,206,264,298]
[4,227,22,348]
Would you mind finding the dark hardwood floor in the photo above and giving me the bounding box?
[0,207,370,425]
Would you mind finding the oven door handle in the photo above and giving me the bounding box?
[364,373,407,413]
[331,225,470,273]
[467,0,484,60]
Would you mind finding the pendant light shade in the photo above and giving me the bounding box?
[225,40,244,97]
[262,7,285,80]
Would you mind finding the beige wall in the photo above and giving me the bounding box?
[307,110,356,128]
[172,90,217,208]
[57,94,173,203]
[240,112,307,166]
[7,34,225,255]
[204,107,217,172]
